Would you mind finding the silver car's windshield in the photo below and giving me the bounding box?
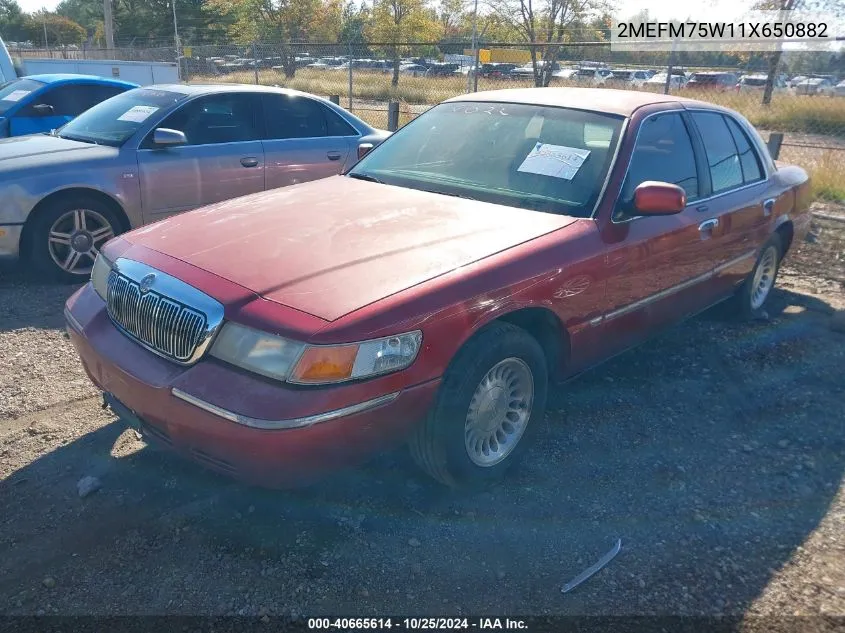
[349,101,624,217]
[0,78,45,115]
[57,88,187,147]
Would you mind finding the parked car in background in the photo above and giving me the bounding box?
[0,74,137,137]
[792,76,835,96]
[65,87,811,490]
[603,69,651,88]
[645,71,688,90]
[425,63,461,77]
[0,84,389,281]
[399,63,426,75]
[481,63,519,79]
[685,72,739,92]
[835,80,845,97]
[570,67,613,85]
[736,74,787,93]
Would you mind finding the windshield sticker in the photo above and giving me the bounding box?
[1,90,31,103]
[117,105,159,123]
[517,143,591,181]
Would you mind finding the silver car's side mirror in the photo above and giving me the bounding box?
[153,128,188,147]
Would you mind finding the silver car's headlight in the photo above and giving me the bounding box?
[91,253,113,300]
[210,323,422,385]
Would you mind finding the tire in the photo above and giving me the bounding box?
[409,321,548,488]
[28,195,122,283]
[733,233,783,319]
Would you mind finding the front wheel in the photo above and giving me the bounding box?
[409,322,548,488]
[28,196,121,283]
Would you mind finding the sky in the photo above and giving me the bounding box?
[18,0,760,19]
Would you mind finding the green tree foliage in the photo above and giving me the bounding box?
[368,0,438,85]
[26,11,86,47]
[0,0,27,41]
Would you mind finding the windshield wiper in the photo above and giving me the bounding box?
[347,172,382,184]
[58,133,99,145]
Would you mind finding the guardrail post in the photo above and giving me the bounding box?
[329,95,340,105]
[767,133,784,160]
[388,101,400,132]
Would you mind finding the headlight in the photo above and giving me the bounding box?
[209,323,422,385]
[289,331,423,385]
[91,253,113,300]
[210,322,306,382]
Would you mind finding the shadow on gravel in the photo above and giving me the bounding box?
[0,262,81,332]
[1,287,843,616]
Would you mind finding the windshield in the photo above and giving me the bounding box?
[57,88,187,147]
[0,78,45,115]
[690,73,721,83]
[742,77,767,86]
[611,71,634,80]
[349,101,624,217]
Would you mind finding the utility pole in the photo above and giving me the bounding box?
[171,0,181,80]
[103,0,114,50]
[466,0,478,93]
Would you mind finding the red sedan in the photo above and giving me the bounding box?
[65,88,812,488]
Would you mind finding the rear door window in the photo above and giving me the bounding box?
[690,111,744,194]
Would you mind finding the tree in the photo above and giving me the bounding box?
[208,0,332,76]
[369,0,437,86]
[0,0,27,42]
[439,0,465,39]
[26,12,86,47]
[494,0,608,86]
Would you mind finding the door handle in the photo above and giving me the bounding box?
[763,198,776,217]
[698,218,719,232]
[327,151,342,161]
[240,157,259,168]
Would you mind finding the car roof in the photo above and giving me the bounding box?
[23,73,138,88]
[445,87,715,117]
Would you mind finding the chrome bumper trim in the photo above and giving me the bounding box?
[171,388,400,430]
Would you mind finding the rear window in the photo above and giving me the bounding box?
[741,77,767,86]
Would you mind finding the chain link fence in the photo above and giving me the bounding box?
[14,40,845,199]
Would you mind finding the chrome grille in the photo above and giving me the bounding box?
[106,270,208,363]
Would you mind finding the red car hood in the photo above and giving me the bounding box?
[125,177,576,321]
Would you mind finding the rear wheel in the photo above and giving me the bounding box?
[28,195,121,283]
[733,233,783,319]
[409,322,548,488]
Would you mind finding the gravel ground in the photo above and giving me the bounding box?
[0,204,844,619]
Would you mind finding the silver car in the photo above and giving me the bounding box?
[0,84,389,280]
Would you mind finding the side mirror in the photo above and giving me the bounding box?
[357,142,374,160]
[633,181,686,216]
[153,128,187,147]
[32,103,54,116]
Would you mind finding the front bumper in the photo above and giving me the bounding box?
[0,224,23,260]
[65,283,440,488]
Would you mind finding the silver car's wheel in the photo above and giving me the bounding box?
[749,245,778,310]
[464,358,534,467]
[47,209,115,276]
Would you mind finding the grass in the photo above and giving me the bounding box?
[780,147,845,202]
[195,67,845,201]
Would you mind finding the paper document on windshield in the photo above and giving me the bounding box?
[1,90,31,103]
[517,143,591,181]
[117,105,159,123]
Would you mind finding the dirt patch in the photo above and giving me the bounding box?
[0,204,843,617]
